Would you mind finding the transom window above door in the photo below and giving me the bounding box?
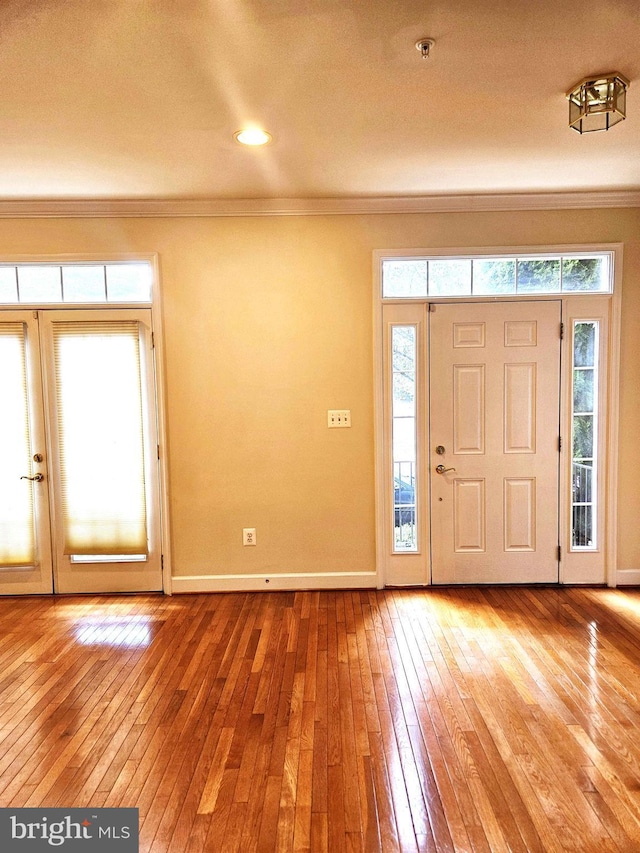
[381,252,612,299]
[0,261,152,305]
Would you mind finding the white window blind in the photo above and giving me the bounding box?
[52,321,149,555]
[0,323,35,566]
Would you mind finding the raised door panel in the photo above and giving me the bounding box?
[504,363,536,453]
[504,478,536,551]
[453,365,485,454]
[453,480,486,552]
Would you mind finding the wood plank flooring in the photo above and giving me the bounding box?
[1,588,640,850]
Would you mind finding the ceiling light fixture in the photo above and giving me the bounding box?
[415,38,435,59]
[566,73,630,133]
[234,128,272,146]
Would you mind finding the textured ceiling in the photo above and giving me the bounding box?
[0,0,638,201]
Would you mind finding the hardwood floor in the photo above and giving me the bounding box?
[1,588,640,851]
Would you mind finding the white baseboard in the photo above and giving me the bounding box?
[171,570,636,592]
[616,569,640,586]
[170,571,379,593]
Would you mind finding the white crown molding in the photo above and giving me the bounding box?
[0,190,638,218]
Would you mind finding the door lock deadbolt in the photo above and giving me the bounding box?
[435,445,446,455]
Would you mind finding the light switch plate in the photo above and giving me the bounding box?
[328,409,351,428]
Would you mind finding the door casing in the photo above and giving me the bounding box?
[0,252,172,595]
[374,244,622,588]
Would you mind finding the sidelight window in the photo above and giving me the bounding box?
[571,321,599,550]
[391,326,417,551]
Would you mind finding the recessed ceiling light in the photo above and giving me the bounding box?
[234,128,272,146]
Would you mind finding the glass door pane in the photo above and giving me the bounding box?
[0,312,53,594]
[0,323,34,565]
[571,321,599,549]
[40,310,162,594]
[52,320,149,556]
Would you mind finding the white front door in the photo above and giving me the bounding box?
[0,309,163,595]
[430,300,561,584]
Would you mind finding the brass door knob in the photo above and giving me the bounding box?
[435,465,456,475]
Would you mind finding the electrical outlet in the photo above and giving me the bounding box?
[327,409,351,428]
[243,528,256,546]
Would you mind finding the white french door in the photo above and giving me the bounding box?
[429,300,561,583]
[0,313,53,593]
[0,309,163,595]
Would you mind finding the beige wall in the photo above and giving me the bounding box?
[0,207,638,580]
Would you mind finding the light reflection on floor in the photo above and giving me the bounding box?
[603,589,640,619]
[73,616,153,647]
